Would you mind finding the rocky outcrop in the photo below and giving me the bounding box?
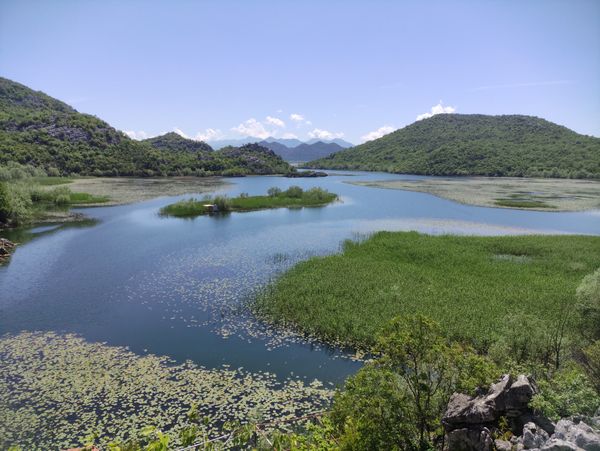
[0,238,16,261]
[443,374,600,450]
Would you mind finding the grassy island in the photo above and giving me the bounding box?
[255,232,600,351]
[159,186,338,217]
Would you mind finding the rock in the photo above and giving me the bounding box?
[553,420,600,451]
[443,375,512,427]
[507,375,539,411]
[447,427,493,451]
[523,422,550,449]
[540,438,579,451]
[495,438,513,451]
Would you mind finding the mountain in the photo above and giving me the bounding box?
[306,138,353,148]
[144,132,213,152]
[260,140,344,162]
[263,137,304,148]
[306,114,600,179]
[209,137,354,152]
[0,77,293,176]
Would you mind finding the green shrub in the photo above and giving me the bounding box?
[212,195,231,212]
[581,340,600,394]
[531,366,600,421]
[576,268,600,340]
[0,182,10,224]
[47,167,61,177]
[284,185,303,198]
[267,187,282,197]
[330,315,496,450]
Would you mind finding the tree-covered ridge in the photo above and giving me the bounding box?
[307,114,600,179]
[143,132,213,153]
[0,77,293,176]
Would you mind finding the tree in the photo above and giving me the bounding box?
[330,315,496,450]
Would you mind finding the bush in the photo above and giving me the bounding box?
[330,315,496,449]
[212,195,231,212]
[267,187,282,197]
[531,366,600,421]
[576,268,600,340]
[47,167,61,177]
[284,185,303,198]
[0,182,10,224]
[305,187,331,202]
[581,340,600,394]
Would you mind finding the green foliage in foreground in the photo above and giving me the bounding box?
[256,232,600,357]
[531,365,600,421]
[306,114,600,179]
[159,186,337,217]
[330,315,497,450]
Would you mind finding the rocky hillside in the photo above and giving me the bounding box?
[143,132,213,153]
[307,114,600,179]
[0,77,293,176]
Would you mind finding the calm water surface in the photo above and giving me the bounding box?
[1,171,599,383]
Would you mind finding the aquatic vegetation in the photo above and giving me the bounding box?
[159,186,338,218]
[255,232,600,353]
[494,198,556,209]
[0,332,333,450]
[349,177,600,212]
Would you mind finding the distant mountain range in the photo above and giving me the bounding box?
[307,114,600,179]
[0,77,293,176]
[208,136,353,161]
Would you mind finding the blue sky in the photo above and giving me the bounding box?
[1,0,599,143]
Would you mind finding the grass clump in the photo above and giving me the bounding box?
[255,232,600,354]
[160,186,337,218]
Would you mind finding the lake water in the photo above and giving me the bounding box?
[1,171,599,384]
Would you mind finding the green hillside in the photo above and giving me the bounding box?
[306,114,600,178]
[143,132,213,153]
[0,77,292,176]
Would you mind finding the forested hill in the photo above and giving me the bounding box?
[0,77,293,176]
[306,114,600,178]
[143,132,213,153]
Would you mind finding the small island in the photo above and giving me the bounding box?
[159,186,338,217]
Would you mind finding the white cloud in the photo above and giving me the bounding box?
[173,128,190,139]
[308,128,345,140]
[124,130,149,140]
[265,116,285,128]
[361,125,395,143]
[290,113,305,122]
[281,132,298,139]
[195,128,223,142]
[231,118,271,139]
[416,102,456,121]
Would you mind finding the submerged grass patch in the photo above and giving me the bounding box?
[0,332,332,450]
[494,198,556,209]
[160,186,338,218]
[255,232,600,351]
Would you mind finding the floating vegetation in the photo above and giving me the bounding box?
[0,331,333,450]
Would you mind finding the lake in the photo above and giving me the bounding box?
[1,171,599,385]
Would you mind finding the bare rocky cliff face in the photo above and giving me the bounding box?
[443,374,600,450]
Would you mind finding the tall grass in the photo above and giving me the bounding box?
[255,232,600,355]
